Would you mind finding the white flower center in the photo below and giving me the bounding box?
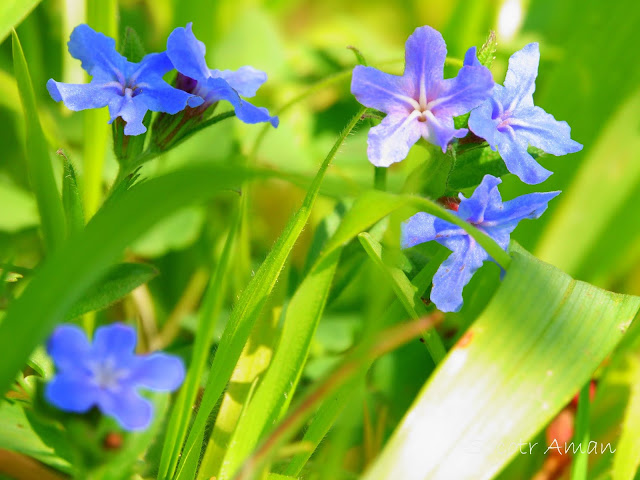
[89,357,128,390]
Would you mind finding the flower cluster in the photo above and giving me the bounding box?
[46,323,185,431]
[47,23,277,137]
[351,26,582,312]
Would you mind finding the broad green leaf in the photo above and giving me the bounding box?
[363,246,640,480]
[0,400,70,471]
[0,0,41,44]
[67,262,158,319]
[0,165,266,397]
[12,30,66,252]
[62,157,84,236]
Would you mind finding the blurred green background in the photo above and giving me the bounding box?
[1,0,640,478]
[2,0,639,294]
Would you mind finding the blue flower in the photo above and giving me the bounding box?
[166,23,278,127]
[47,24,202,136]
[402,175,559,312]
[45,323,185,431]
[468,43,583,184]
[350,26,494,167]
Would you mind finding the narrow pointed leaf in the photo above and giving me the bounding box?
[364,245,640,480]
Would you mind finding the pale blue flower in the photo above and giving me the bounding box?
[350,26,494,166]
[468,43,582,184]
[402,175,559,312]
[47,24,201,136]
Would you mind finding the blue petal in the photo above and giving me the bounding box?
[457,175,503,224]
[45,374,100,413]
[98,388,154,431]
[126,52,174,83]
[463,46,481,67]
[403,26,447,104]
[468,98,499,147]
[429,65,494,117]
[130,353,186,391]
[46,79,119,111]
[509,106,583,156]
[401,212,466,249]
[166,23,210,81]
[107,95,149,136]
[67,24,126,81]
[138,80,204,114]
[431,237,488,313]
[485,190,561,233]
[210,66,267,98]
[204,77,278,127]
[422,111,467,153]
[47,324,91,372]
[502,43,539,112]
[366,112,423,167]
[351,65,416,115]
[495,134,552,184]
[92,323,137,360]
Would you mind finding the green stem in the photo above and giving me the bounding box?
[374,167,387,191]
[571,382,591,480]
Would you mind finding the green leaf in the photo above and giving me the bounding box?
[477,30,497,68]
[67,262,158,319]
[446,144,510,192]
[0,400,70,471]
[120,26,146,63]
[0,164,266,397]
[0,0,41,44]
[61,156,85,236]
[12,29,66,252]
[363,245,640,480]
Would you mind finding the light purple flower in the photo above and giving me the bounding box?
[166,23,278,127]
[350,26,494,167]
[402,175,559,312]
[47,24,202,136]
[468,43,583,184]
[45,323,185,431]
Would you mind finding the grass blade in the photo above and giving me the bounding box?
[12,30,66,252]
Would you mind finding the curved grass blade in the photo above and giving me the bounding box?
[0,164,268,396]
[172,107,367,480]
[363,245,640,480]
[12,30,66,252]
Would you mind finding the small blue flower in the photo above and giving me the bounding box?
[47,24,202,136]
[468,43,583,184]
[402,175,559,312]
[166,23,278,127]
[45,323,185,431]
[350,26,494,167]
